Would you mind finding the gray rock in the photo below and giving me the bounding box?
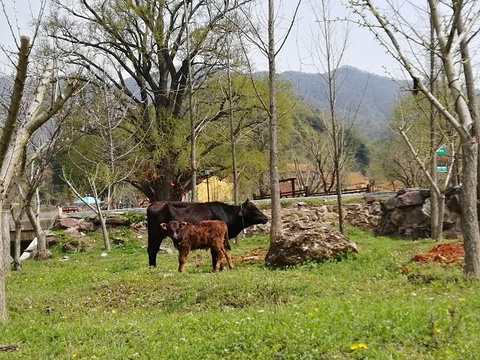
[265,221,358,267]
[54,218,80,229]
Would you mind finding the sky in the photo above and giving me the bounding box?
[0,0,406,78]
[0,0,47,71]
[251,0,405,77]
[2,0,475,81]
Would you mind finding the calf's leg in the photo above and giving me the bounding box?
[210,249,224,271]
[212,244,224,272]
[223,248,234,269]
[178,247,189,272]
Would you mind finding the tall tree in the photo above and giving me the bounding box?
[266,0,282,247]
[48,0,253,201]
[60,84,140,251]
[308,0,358,234]
[233,0,301,265]
[352,0,480,277]
[0,38,80,323]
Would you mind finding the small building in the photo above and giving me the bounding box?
[343,172,368,191]
[196,176,233,203]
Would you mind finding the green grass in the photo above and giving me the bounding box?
[1,227,480,359]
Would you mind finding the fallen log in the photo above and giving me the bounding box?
[0,343,18,351]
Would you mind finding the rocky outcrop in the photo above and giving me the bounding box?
[52,214,147,234]
[374,189,430,239]
[375,188,463,239]
[253,202,371,267]
[265,220,358,267]
[53,217,80,230]
[344,201,382,230]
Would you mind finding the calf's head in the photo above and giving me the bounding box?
[160,221,187,241]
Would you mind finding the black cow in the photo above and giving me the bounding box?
[147,199,268,268]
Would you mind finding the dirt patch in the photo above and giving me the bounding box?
[232,247,268,264]
[189,247,268,268]
[411,242,464,264]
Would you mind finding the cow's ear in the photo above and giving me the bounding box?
[160,223,167,230]
[242,198,251,206]
[238,205,247,216]
[180,222,187,228]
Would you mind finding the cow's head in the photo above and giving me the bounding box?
[160,221,187,241]
[238,199,268,225]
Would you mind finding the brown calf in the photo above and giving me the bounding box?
[160,220,234,272]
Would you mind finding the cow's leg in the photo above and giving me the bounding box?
[178,247,189,273]
[212,245,224,272]
[147,234,164,267]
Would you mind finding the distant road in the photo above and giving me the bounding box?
[52,191,396,218]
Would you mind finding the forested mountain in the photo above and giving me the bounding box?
[2,66,401,141]
[279,66,403,139]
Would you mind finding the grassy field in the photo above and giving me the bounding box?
[1,226,479,359]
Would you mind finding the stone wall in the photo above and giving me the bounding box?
[249,189,463,242]
[374,188,462,240]
[247,199,382,237]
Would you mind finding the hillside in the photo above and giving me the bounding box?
[0,67,401,140]
[280,66,402,139]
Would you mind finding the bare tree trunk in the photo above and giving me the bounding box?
[99,216,110,252]
[95,198,110,252]
[227,31,239,206]
[25,205,48,259]
[267,0,282,243]
[0,207,9,323]
[0,36,30,324]
[429,13,441,241]
[12,218,22,271]
[0,275,5,323]
[0,38,29,165]
[462,141,480,276]
[1,211,11,275]
[95,194,111,252]
[356,0,480,277]
[184,0,197,202]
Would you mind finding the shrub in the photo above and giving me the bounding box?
[123,210,146,224]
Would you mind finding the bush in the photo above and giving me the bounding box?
[123,210,146,224]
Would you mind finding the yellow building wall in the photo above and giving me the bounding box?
[196,176,233,203]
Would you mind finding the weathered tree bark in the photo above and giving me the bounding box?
[462,141,480,276]
[183,0,197,202]
[0,207,13,323]
[428,13,441,241]
[12,216,23,270]
[0,36,30,324]
[1,212,11,273]
[266,0,282,246]
[25,205,49,259]
[226,29,239,206]
[0,35,80,321]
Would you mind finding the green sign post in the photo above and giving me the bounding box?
[436,145,447,155]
